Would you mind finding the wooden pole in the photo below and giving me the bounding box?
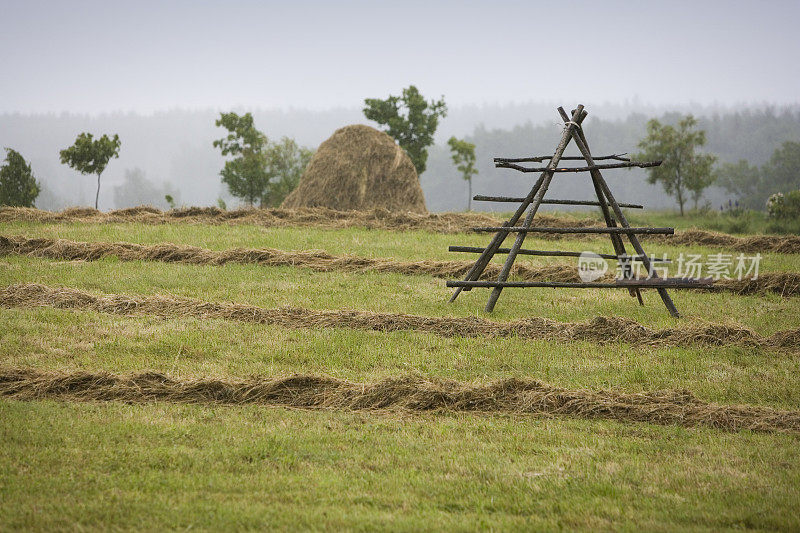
[472,196,644,209]
[558,108,642,304]
[564,112,681,317]
[448,107,588,302]
[495,161,661,173]
[484,105,584,312]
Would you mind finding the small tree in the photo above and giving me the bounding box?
[363,85,447,174]
[762,141,800,194]
[262,137,314,207]
[0,148,41,207]
[447,137,478,211]
[213,112,269,207]
[635,115,716,215]
[213,112,312,207]
[59,133,121,209]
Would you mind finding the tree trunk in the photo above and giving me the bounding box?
[467,178,472,211]
[95,173,101,210]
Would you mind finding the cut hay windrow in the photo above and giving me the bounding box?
[2,283,798,351]
[0,205,593,234]
[1,368,798,434]
[2,206,800,253]
[3,235,798,297]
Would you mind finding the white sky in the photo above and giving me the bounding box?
[1,0,798,113]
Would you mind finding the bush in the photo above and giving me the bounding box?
[767,191,800,220]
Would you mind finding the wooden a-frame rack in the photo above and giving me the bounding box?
[446,104,712,317]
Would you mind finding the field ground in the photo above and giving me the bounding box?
[1,210,799,530]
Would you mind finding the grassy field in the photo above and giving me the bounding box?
[1,211,799,530]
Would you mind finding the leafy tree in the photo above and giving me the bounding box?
[213,112,312,207]
[715,142,800,210]
[762,141,800,197]
[715,159,762,209]
[262,137,314,207]
[447,137,478,211]
[0,148,40,207]
[634,115,716,215]
[363,85,447,174]
[59,133,121,209]
[112,168,179,210]
[213,112,269,206]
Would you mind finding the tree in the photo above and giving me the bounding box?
[59,133,121,209]
[213,112,312,207]
[213,112,269,206]
[112,168,179,210]
[0,148,40,207]
[634,115,716,215]
[762,141,800,196]
[363,85,447,175]
[715,159,762,209]
[262,137,314,207]
[447,137,478,211]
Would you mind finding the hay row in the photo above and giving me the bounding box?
[2,206,800,253]
[3,235,798,297]
[1,368,797,434]
[2,283,798,351]
[0,205,612,233]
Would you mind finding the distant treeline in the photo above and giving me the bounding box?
[1,105,798,212]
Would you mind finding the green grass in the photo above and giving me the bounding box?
[2,217,800,530]
[2,401,799,531]
[1,254,797,334]
[3,307,800,409]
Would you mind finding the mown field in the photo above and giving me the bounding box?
[1,208,799,530]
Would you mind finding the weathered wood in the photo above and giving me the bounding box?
[447,246,670,262]
[472,226,674,235]
[484,106,584,312]
[560,107,681,317]
[472,195,644,209]
[447,278,713,289]
[494,154,630,163]
[449,170,548,300]
[449,106,588,302]
[495,161,661,173]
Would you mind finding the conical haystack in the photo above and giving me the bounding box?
[282,124,427,213]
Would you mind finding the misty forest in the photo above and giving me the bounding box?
[2,101,799,221]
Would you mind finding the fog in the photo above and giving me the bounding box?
[1,0,798,211]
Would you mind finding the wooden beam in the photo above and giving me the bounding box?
[472,196,644,209]
[495,161,661,173]
[494,154,630,163]
[472,226,674,235]
[447,278,713,289]
[484,105,585,312]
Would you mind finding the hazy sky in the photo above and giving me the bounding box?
[2,0,798,114]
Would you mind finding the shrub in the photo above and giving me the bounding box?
[767,191,800,220]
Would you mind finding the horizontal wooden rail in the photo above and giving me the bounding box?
[446,278,713,289]
[494,154,630,163]
[447,246,670,262]
[472,226,675,235]
[495,161,662,173]
[472,195,643,209]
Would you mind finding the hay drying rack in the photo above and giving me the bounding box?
[447,104,712,317]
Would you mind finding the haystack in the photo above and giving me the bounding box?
[281,124,427,213]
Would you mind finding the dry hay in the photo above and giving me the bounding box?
[2,283,798,352]
[282,124,427,213]
[0,206,599,234]
[1,368,797,434]
[3,234,797,297]
[5,204,800,253]
[647,229,800,254]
